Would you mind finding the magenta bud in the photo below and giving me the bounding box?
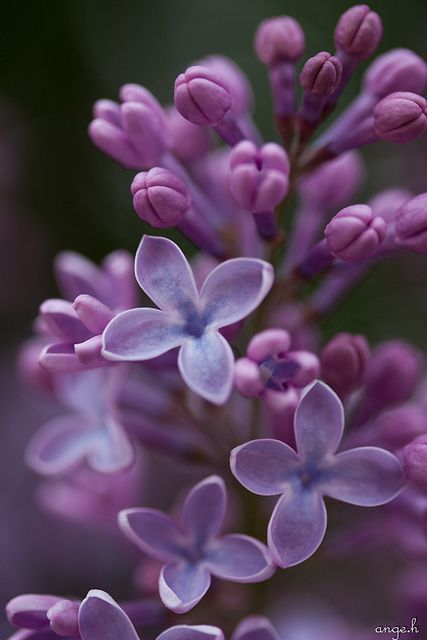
[334,4,382,60]
[199,55,253,116]
[47,600,79,637]
[300,52,342,96]
[374,91,427,143]
[395,193,427,252]
[321,332,370,396]
[404,434,427,489]
[247,329,291,363]
[254,16,305,65]
[325,204,386,261]
[165,106,211,162]
[229,141,289,213]
[174,66,231,126]
[131,167,191,228]
[364,48,427,99]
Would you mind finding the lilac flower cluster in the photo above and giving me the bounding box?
[9,4,427,639]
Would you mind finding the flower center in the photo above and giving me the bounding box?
[259,355,300,390]
[184,310,207,338]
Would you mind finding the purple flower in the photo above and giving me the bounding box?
[334,4,382,60]
[374,91,427,143]
[395,193,427,253]
[119,475,275,613]
[324,204,386,261]
[232,617,278,640]
[231,381,405,567]
[174,66,231,127]
[404,435,427,490]
[363,48,427,100]
[102,235,273,404]
[320,332,370,396]
[6,594,80,640]
[25,367,134,475]
[254,17,305,66]
[131,168,191,228]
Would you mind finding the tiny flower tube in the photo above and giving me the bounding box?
[229,141,289,240]
[254,16,305,138]
[321,332,370,396]
[404,435,427,489]
[324,204,386,261]
[395,193,427,253]
[174,66,246,145]
[131,168,225,257]
[298,52,342,132]
[374,92,427,143]
[329,4,382,106]
[89,84,170,169]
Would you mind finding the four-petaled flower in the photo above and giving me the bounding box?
[102,235,274,404]
[119,475,275,613]
[231,380,405,567]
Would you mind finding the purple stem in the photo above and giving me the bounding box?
[297,238,334,278]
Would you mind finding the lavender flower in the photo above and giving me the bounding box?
[374,91,427,143]
[320,332,370,396]
[231,381,405,567]
[119,476,274,613]
[324,204,386,261]
[102,235,273,404]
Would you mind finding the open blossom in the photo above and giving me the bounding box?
[231,381,405,567]
[119,476,274,613]
[102,235,273,404]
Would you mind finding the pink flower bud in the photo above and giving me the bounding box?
[165,106,211,162]
[363,48,427,99]
[395,193,427,252]
[325,204,386,261]
[374,92,427,143]
[300,52,342,96]
[334,4,382,60]
[199,55,253,115]
[174,66,232,126]
[321,332,370,396]
[229,141,289,213]
[131,168,191,228]
[404,434,427,489]
[47,600,79,637]
[254,16,305,66]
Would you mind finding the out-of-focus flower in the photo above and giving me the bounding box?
[321,332,370,397]
[374,91,427,143]
[395,193,427,253]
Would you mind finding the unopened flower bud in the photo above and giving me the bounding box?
[174,66,231,126]
[325,204,386,261]
[375,404,427,449]
[368,188,412,224]
[254,16,305,66]
[404,434,427,489]
[165,106,211,163]
[199,55,253,115]
[131,168,191,228]
[47,600,79,637]
[374,92,427,143]
[334,4,382,60]
[321,332,369,396]
[300,52,342,96]
[364,48,427,99]
[395,193,427,253]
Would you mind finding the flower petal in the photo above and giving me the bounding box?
[200,258,273,329]
[102,308,186,361]
[294,381,344,461]
[88,418,135,473]
[230,439,300,496]
[181,476,226,546]
[321,446,405,506]
[206,534,275,582]
[135,235,198,314]
[119,508,185,561]
[159,562,211,614]
[178,331,234,405]
[267,488,327,567]
[158,625,224,640]
[54,251,109,303]
[232,617,279,640]
[25,415,96,475]
[78,590,139,640]
[6,595,61,629]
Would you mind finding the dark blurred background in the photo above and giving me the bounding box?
[1,0,427,633]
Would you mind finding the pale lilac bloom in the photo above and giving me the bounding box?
[102,235,273,404]
[26,367,134,475]
[6,594,79,640]
[231,381,405,567]
[119,475,275,613]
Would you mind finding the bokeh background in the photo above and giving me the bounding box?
[1,0,427,635]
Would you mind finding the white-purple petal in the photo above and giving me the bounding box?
[181,475,226,546]
[135,235,198,314]
[321,446,405,506]
[200,258,274,329]
[268,488,327,567]
[158,625,224,640]
[78,590,139,640]
[159,562,211,614]
[119,508,185,562]
[87,418,135,473]
[294,381,344,461]
[232,617,279,640]
[206,534,275,582]
[54,251,109,303]
[230,439,300,496]
[178,331,234,405]
[6,595,61,629]
[102,308,186,361]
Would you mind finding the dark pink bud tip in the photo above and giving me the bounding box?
[174,65,232,126]
[334,4,382,60]
[374,91,427,143]
[131,167,191,228]
[395,193,427,253]
[325,204,386,261]
[254,16,305,66]
[300,51,342,96]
